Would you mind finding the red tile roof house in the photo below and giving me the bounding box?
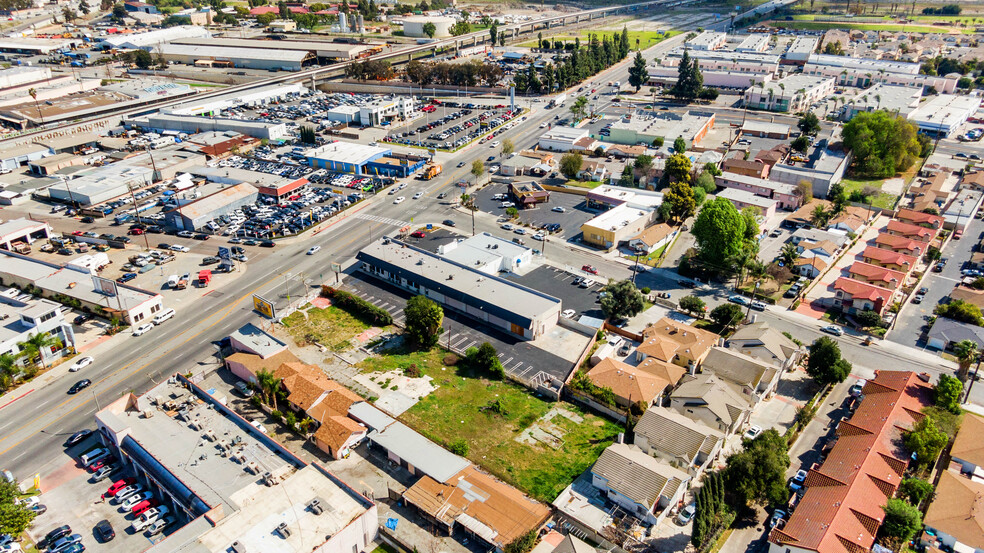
[832,277,895,315]
[885,219,936,243]
[874,232,925,257]
[847,261,907,291]
[895,207,944,230]
[768,371,932,553]
[860,246,917,274]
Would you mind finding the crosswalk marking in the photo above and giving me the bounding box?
[355,213,410,227]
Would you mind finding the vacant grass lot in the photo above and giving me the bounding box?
[360,346,620,502]
[840,177,899,209]
[281,306,371,351]
[519,30,677,49]
[771,20,948,32]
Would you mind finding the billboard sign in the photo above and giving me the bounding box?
[252,295,276,319]
[92,275,118,297]
[218,247,231,260]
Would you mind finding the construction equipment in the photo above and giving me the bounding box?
[421,162,442,180]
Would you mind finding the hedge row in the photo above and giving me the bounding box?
[321,286,393,326]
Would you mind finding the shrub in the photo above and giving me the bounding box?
[404,363,422,378]
[448,439,469,456]
[442,353,459,366]
[641,287,651,295]
[320,286,393,325]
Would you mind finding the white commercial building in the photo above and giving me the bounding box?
[100,25,211,51]
[135,113,289,141]
[908,94,980,137]
[685,31,726,51]
[166,83,306,116]
[0,218,51,250]
[438,232,533,274]
[538,127,591,152]
[0,66,50,90]
[401,15,456,38]
[158,43,314,71]
[784,36,818,63]
[663,49,781,75]
[581,204,656,250]
[736,34,770,53]
[648,67,773,89]
[743,74,835,112]
[48,164,154,206]
[359,96,415,126]
[839,83,922,120]
[803,53,958,93]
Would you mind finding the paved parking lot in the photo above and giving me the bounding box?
[472,183,595,239]
[383,103,519,151]
[342,271,576,386]
[505,265,606,319]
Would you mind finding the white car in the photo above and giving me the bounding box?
[562,309,576,318]
[743,425,762,440]
[121,491,153,510]
[307,246,321,255]
[132,323,154,337]
[69,356,94,372]
[821,325,844,336]
[114,483,146,502]
[250,420,267,434]
[552,206,566,213]
[539,122,547,128]
[132,506,170,532]
[169,245,189,253]
[0,543,22,553]
[413,192,423,199]
[532,233,545,241]
[393,196,405,204]
[146,515,175,536]
[491,141,500,147]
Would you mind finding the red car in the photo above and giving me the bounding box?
[89,456,116,473]
[104,477,136,498]
[410,231,426,238]
[581,265,599,275]
[131,499,159,516]
[128,229,144,235]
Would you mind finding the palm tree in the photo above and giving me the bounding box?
[955,340,979,381]
[17,331,60,369]
[0,353,17,392]
[780,243,800,266]
[811,204,830,227]
[28,88,44,126]
[255,368,280,410]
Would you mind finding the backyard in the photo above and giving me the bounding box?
[840,177,900,210]
[281,304,374,351]
[358,345,621,502]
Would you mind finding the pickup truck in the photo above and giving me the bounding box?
[175,274,189,290]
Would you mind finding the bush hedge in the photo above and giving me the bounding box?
[321,286,393,326]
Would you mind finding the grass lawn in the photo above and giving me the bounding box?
[370,543,400,553]
[281,306,372,351]
[564,179,603,189]
[840,177,898,209]
[519,30,677,49]
[362,346,620,501]
[770,20,946,32]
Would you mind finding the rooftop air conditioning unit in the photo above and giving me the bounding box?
[308,499,323,515]
[275,523,291,539]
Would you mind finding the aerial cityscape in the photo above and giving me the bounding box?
[0,0,983,552]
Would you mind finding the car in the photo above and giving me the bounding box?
[27,504,47,515]
[133,506,169,531]
[793,469,808,485]
[201,256,220,265]
[437,192,448,199]
[49,534,82,552]
[501,223,514,231]
[918,287,929,295]
[193,233,210,241]
[562,309,576,318]
[95,520,115,542]
[769,228,782,238]
[744,425,762,440]
[821,325,844,336]
[169,245,189,253]
[81,216,95,224]
[307,246,321,255]
[67,379,91,394]
[146,515,175,536]
[413,192,423,199]
[630,264,648,273]
[409,231,426,239]
[933,262,945,272]
[456,162,465,168]
[912,294,925,304]
[260,241,275,248]
[443,219,456,227]
[235,381,254,397]
[532,233,545,241]
[579,279,594,288]
[132,323,154,337]
[393,196,405,204]
[850,379,867,397]
[41,526,72,547]
[750,300,767,311]
[514,228,526,235]
[116,273,137,283]
[250,420,267,434]
[676,503,696,525]
[0,536,13,548]
[784,285,801,298]
[769,509,787,528]
[678,279,696,289]
[16,496,38,509]
[552,206,566,213]
[105,478,136,498]
[113,483,146,503]
[0,543,21,553]
[73,313,92,325]
[491,141,500,147]
[728,295,749,306]
[121,491,154,510]
[53,545,83,553]
[64,428,93,447]
[91,464,118,482]
[176,230,194,238]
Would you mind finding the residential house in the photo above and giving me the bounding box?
[828,206,870,234]
[727,322,803,371]
[721,157,770,179]
[860,245,916,273]
[626,223,677,255]
[715,172,802,210]
[926,317,984,351]
[874,232,925,256]
[578,161,608,182]
[847,261,907,290]
[885,219,936,243]
[793,253,829,278]
[768,371,932,553]
[585,357,684,408]
[948,285,984,310]
[784,199,831,229]
[668,373,753,435]
[895,207,944,229]
[796,239,840,258]
[700,347,781,403]
[755,145,789,169]
[832,276,894,315]
[922,470,984,553]
[632,407,724,476]
[947,412,984,479]
[789,227,849,249]
[590,443,691,525]
[960,171,984,193]
[635,317,720,372]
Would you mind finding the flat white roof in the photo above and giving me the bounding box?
[539,126,589,142]
[718,187,778,209]
[305,141,390,164]
[806,53,921,75]
[583,203,651,232]
[909,94,979,129]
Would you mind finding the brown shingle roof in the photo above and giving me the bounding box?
[225,349,300,378]
[638,318,718,364]
[924,470,984,550]
[586,358,673,405]
[950,413,984,468]
[634,407,723,465]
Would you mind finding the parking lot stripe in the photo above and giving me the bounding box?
[503,356,514,365]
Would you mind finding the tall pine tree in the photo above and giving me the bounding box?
[629,51,648,91]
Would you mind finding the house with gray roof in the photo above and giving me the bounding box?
[727,322,803,370]
[701,346,781,402]
[927,317,984,351]
[590,443,690,525]
[632,407,723,476]
[669,374,753,435]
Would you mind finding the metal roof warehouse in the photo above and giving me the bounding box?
[158,43,316,71]
[356,238,562,340]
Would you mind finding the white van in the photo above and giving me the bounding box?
[167,275,179,288]
[81,447,109,466]
[153,308,175,325]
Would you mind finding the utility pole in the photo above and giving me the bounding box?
[965,355,982,403]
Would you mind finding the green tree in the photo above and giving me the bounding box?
[662,153,691,186]
[904,416,949,468]
[619,164,634,187]
[634,154,654,174]
[501,138,514,156]
[791,136,810,153]
[255,368,281,410]
[505,529,538,553]
[467,342,504,379]
[450,20,471,36]
[673,136,687,154]
[0,501,35,537]
[0,353,17,392]
[600,280,645,320]
[448,439,468,455]
[953,339,979,381]
[17,331,59,369]
[827,182,848,215]
[679,295,706,318]
[880,498,923,546]
[692,197,746,274]
[111,2,126,18]
[299,126,317,145]
[696,171,716,193]
[132,49,153,70]
[569,95,589,121]
[935,300,984,326]
[628,51,647,91]
[489,23,497,46]
[403,295,443,350]
[724,429,790,507]
[670,49,703,100]
[933,374,964,414]
[710,303,744,330]
[422,21,436,38]
[559,153,583,180]
[780,243,800,267]
[798,112,821,136]
[470,159,485,185]
[898,477,934,508]
[806,337,852,386]
[663,180,697,222]
[855,309,882,329]
[842,110,922,178]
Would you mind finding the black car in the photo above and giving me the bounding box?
[73,314,93,325]
[41,525,72,547]
[68,379,91,394]
[158,243,172,250]
[437,192,448,199]
[95,520,115,542]
[116,273,137,283]
[232,246,245,254]
[80,216,95,224]
[28,504,47,515]
[486,156,495,162]
[145,225,163,234]
[201,256,220,265]
[260,241,275,247]
[64,429,92,446]
[678,279,697,289]
[193,233,210,241]
[443,219,456,227]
